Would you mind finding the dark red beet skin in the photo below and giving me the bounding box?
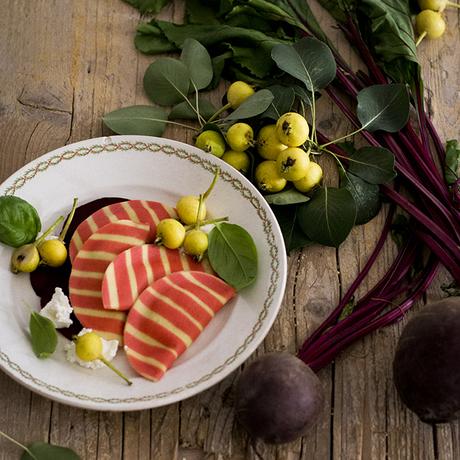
[235,352,325,444]
[29,197,126,339]
[393,297,460,423]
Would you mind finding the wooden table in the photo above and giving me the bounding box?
[0,1,458,459]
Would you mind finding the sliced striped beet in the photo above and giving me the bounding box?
[102,245,214,311]
[70,220,151,342]
[124,271,235,381]
[69,200,176,262]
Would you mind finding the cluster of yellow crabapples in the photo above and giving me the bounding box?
[415,0,459,46]
[194,81,323,195]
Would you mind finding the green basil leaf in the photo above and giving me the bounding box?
[143,58,190,106]
[445,139,460,185]
[262,85,295,120]
[272,205,313,253]
[208,223,258,291]
[224,89,274,121]
[123,0,171,14]
[29,312,58,359]
[356,84,409,132]
[0,196,41,248]
[341,171,381,225]
[21,441,81,460]
[265,188,309,205]
[348,146,396,184]
[271,37,336,91]
[180,38,213,90]
[169,98,217,121]
[103,105,167,136]
[297,187,356,247]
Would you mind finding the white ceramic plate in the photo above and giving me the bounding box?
[0,135,287,411]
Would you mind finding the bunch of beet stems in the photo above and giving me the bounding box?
[297,16,459,370]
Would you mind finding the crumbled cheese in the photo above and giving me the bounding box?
[40,287,73,328]
[65,328,119,369]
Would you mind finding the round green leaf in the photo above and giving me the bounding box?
[143,58,190,106]
[224,89,274,121]
[169,98,216,120]
[298,187,356,247]
[357,83,409,132]
[272,205,312,253]
[103,105,167,136]
[265,188,309,205]
[262,85,295,120]
[348,146,396,184]
[21,441,80,460]
[180,38,213,90]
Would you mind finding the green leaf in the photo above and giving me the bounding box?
[272,205,312,253]
[338,296,356,321]
[0,196,41,248]
[21,441,80,460]
[135,23,177,54]
[262,85,295,120]
[208,223,258,291]
[356,84,409,133]
[297,187,356,247]
[103,105,167,136]
[185,0,221,25]
[29,312,58,359]
[180,38,213,90]
[169,98,216,121]
[265,188,309,205]
[224,89,274,121]
[341,171,381,225]
[348,146,396,184]
[271,37,336,91]
[143,58,190,106]
[445,139,460,185]
[123,0,171,14]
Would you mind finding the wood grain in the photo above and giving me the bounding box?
[0,1,458,459]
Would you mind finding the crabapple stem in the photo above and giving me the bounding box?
[59,197,78,241]
[35,215,65,246]
[100,356,133,385]
[448,1,460,8]
[207,103,232,123]
[416,31,427,47]
[195,194,204,230]
[203,169,220,201]
[185,216,228,230]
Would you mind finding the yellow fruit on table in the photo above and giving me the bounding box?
[257,125,288,160]
[276,147,310,181]
[415,10,446,40]
[195,130,226,158]
[222,150,251,174]
[255,161,287,193]
[275,112,310,147]
[226,123,254,152]
[227,81,255,108]
[293,162,323,192]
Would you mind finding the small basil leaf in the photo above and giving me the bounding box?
[262,85,296,120]
[169,98,217,121]
[180,38,213,90]
[265,189,310,205]
[445,139,460,185]
[357,83,409,132]
[341,171,381,225]
[29,312,58,359]
[0,196,41,248]
[208,223,258,291]
[224,89,274,121]
[143,58,190,106]
[21,441,81,460]
[103,105,167,136]
[348,146,396,184]
[297,187,356,247]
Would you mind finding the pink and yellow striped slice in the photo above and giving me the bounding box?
[124,271,235,381]
[102,245,214,311]
[70,220,151,342]
[69,200,176,262]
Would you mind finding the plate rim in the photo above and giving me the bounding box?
[0,135,288,411]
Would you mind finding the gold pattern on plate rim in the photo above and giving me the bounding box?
[1,141,281,404]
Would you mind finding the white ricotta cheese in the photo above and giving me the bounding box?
[40,287,73,328]
[65,328,119,369]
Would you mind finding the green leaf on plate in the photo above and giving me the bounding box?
[208,223,258,291]
[180,38,213,90]
[224,89,274,121]
[103,105,167,136]
[262,85,296,120]
[21,441,81,460]
[445,139,460,185]
[297,187,356,247]
[271,37,336,91]
[265,188,310,205]
[143,57,190,106]
[357,83,409,132]
[169,98,217,121]
[29,312,57,359]
[348,146,396,184]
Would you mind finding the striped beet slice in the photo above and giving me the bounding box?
[70,220,151,342]
[102,245,214,311]
[124,271,235,381]
[69,200,176,262]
